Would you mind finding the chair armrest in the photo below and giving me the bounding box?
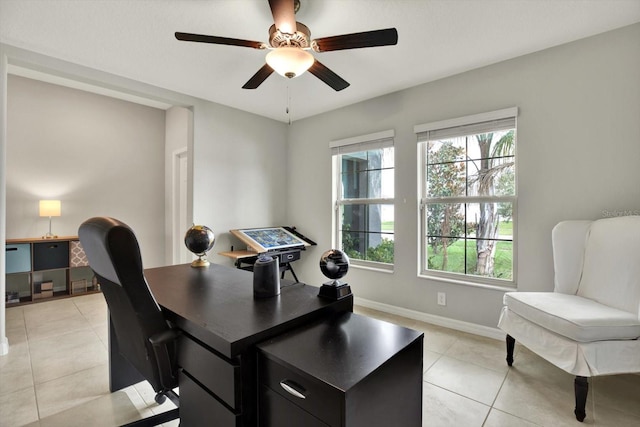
[149,328,181,392]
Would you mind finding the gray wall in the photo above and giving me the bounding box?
[286,23,640,328]
[192,100,289,264]
[7,75,166,267]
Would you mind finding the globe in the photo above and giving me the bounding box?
[319,249,350,283]
[184,225,215,267]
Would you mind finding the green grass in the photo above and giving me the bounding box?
[498,221,513,236]
[382,221,394,232]
[427,239,513,280]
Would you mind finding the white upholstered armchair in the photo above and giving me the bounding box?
[498,216,640,422]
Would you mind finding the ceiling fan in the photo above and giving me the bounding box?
[175,0,398,91]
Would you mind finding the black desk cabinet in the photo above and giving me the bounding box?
[138,263,354,427]
[257,312,424,427]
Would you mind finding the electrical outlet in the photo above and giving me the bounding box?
[437,292,446,306]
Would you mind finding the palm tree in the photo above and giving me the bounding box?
[470,130,514,276]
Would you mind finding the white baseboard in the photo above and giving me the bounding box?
[354,297,505,341]
[0,336,8,356]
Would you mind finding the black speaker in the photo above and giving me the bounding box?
[253,255,280,298]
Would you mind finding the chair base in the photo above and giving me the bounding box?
[505,335,588,422]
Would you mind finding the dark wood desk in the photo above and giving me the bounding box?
[108,263,353,426]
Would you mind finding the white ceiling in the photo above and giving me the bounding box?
[2,0,640,123]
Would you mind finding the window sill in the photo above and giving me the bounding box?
[350,261,394,274]
[418,272,515,292]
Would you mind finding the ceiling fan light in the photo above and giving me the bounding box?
[266,47,314,79]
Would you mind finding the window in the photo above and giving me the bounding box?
[331,130,395,270]
[416,108,517,286]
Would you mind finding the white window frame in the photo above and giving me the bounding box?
[415,108,518,288]
[331,130,395,272]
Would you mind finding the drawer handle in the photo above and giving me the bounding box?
[6,248,18,252]
[280,380,306,399]
[48,245,58,249]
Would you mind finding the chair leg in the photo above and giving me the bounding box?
[506,335,515,366]
[574,376,588,422]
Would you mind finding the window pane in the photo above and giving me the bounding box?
[341,148,394,199]
[426,203,465,238]
[341,204,394,263]
[426,237,466,274]
[427,162,466,198]
[427,138,465,164]
[465,239,513,280]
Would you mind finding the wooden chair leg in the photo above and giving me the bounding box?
[506,335,515,366]
[574,376,588,422]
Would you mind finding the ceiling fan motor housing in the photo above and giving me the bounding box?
[269,22,310,48]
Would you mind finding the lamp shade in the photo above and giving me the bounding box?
[39,200,61,217]
[266,47,314,79]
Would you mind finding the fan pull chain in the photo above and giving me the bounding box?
[286,83,292,125]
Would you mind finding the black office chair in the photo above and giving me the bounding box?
[78,217,180,426]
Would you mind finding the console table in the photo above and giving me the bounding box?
[5,236,98,306]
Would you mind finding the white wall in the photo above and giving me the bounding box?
[191,101,289,264]
[286,23,640,328]
[6,75,167,267]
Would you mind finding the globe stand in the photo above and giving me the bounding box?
[318,280,352,301]
[191,255,210,268]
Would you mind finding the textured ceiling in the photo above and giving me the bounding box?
[2,0,640,122]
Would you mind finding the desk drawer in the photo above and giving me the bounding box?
[178,335,240,409]
[179,371,240,427]
[259,385,329,427]
[258,354,342,427]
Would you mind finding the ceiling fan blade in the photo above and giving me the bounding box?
[312,28,398,52]
[175,32,265,49]
[242,64,275,89]
[308,60,350,92]
[268,0,297,34]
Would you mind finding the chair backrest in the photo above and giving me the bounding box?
[78,217,170,392]
[553,216,640,317]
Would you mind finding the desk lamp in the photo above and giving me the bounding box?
[39,200,61,239]
[318,249,352,300]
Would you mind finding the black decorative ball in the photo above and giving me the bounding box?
[319,249,350,280]
[184,225,215,257]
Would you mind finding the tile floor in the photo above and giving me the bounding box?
[1,294,639,426]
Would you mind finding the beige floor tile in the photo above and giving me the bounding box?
[591,374,640,418]
[505,347,575,392]
[445,332,510,373]
[483,408,541,426]
[27,390,142,427]
[591,401,640,427]
[0,387,39,427]
[493,369,594,426]
[29,329,107,384]
[422,382,490,427]
[422,326,460,354]
[0,341,34,396]
[35,363,110,419]
[424,355,506,405]
[73,294,108,328]
[5,306,26,329]
[423,349,441,372]
[6,321,28,346]
[24,300,92,341]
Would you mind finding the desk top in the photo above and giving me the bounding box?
[145,263,352,358]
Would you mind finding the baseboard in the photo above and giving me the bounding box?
[354,297,505,341]
[0,336,9,356]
